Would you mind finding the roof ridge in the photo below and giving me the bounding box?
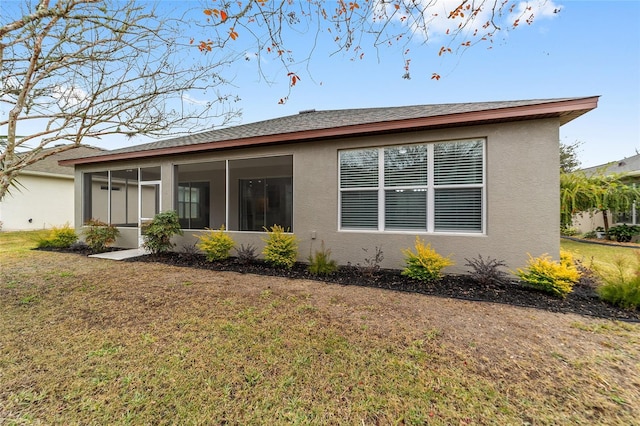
[60,96,599,165]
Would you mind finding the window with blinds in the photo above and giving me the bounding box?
[339,139,484,233]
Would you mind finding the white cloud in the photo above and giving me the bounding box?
[374,0,562,42]
[181,93,210,106]
[52,84,88,108]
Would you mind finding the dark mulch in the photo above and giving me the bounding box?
[124,251,639,323]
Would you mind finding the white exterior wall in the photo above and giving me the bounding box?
[0,173,74,231]
[73,118,561,273]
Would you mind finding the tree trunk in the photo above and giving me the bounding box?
[602,210,610,239]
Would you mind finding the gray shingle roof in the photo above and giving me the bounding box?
[62,96,598,164]
[22,145,104,176]
[581,153,640,175]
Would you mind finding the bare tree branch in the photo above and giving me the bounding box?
[0,0,241,199]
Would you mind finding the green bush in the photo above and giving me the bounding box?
[143,211,183,254]
[597,253,640,310]
[262,225,298,269]
[598,277,640,310]
[83,219,120,252]
[515,251,581,298]
[401,237,453,282]
[197,226,235,261]
[37,224,78,249]
[308,241,337,275]
[560,227,580,237]
[607,224,640,243]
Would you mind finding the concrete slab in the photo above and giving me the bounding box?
[89,248,149,260]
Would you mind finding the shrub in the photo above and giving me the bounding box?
[598,277,640,310]
[235,244,257,265]
[197,226,235,262]
[308,241,338,275]
[464,255,509,285]
[560,227,580,237]
[262,225,298,269]
[401,237,453,282]
[142,211,183,254]
[359,246,384,277]
[516,252,581,298]
[607,224,640,243]
[83,219,119,252]
[37,224,78,249]
[597,252,640,310]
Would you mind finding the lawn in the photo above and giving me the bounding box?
[561,238,639,279]
[1,231,639,425]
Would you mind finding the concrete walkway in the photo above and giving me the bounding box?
[89,248,149,260]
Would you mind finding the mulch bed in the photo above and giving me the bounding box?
[124,251,640,323]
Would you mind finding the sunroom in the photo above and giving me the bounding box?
[81,155,293,242]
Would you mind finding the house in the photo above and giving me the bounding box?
[0,145,103,231]
[60,97,598,272]
[573,153,640,233]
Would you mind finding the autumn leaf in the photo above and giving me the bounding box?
[287,72,300,87]
[229,28,238,40]
[220,10,228,21]
[204,9,213,16]
[431,73,441,80]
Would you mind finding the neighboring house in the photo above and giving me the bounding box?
[61,97,598,272]
[573,153,640,233]
[0,146,103,231]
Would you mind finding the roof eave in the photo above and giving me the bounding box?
[60,96,599,166]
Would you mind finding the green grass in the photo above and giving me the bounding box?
[561,238,638,279]
[0,229,50,253]
[1,232,638,424]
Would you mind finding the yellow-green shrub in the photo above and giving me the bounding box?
[597,252,640,310]
[401,237,453,282]
[262,225,298,269]
[308,241,337,275]
[37,224,78,248]
[516,252,581,298]
[197,226,235,261]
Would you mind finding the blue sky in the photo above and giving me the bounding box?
[225,0,639,168]
[5,1,639,168]
[221,0,638,168]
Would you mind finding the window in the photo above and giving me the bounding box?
[177,182,210,229]
[175,161,225,230]
[339,139,484,233]
[82,168,157,227]
[229,155,293,232]
[239,177,293,231]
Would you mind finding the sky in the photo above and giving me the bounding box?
[3,0,639,168]
[227,0,640,168]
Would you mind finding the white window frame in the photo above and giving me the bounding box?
[338,139,486,234]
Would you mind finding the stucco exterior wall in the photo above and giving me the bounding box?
[73,118,561,273]
[0,173,74,231]
[284,118,560,274]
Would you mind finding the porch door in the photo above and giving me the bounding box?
[138,168,161,247]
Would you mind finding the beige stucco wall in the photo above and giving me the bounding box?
[0,173,74,231]
[73,117,561,273]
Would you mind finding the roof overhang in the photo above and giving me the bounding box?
[61,96,599,166]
